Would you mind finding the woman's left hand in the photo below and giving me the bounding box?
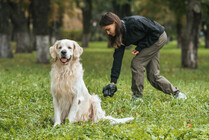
[132,49,139,55]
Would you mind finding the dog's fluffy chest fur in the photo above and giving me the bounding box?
[50,61,83,96]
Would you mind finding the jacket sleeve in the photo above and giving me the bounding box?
[110,45,125,83]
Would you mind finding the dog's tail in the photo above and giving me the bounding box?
[104,116,134,124]
[91,94,134,124]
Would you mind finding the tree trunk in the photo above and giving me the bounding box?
[0,34,13,58]
[15,32,31,53]
[112,0,132,18]
[112,1,121,17]
[204,24,209,49]
[121,1,132,18]
[49,21,58,44]
[36,35,50,63]
[111,0,132,49]
[182,0,201,68]
[202,3,209,49]
[9,2,32,53]
[176,19,183,49]
[31,0,50,63]
[0,1,13,58]
[81,0,92,47]
[82,34,89,47]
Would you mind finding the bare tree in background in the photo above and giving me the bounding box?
[182,0,202,68]
[0,1,13,58]
[31,0,50,63]
[202,23,209,49]
[9,1,32,53]
[202,0,209,49]
[112,0,132,18]
[111,0,132,48]
[167,0,186,49]
[81,0,92,47]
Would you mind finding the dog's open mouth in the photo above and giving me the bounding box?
[60,57,71,63]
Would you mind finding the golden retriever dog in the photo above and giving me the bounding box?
[49,39,133,127]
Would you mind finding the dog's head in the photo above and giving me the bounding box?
[50,39,83,64]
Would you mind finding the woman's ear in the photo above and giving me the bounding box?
[73,42,83,59]
[50,41,59,61]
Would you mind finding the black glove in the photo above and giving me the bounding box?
[102,84,117,97]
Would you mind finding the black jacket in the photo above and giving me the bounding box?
[111,16,164,83]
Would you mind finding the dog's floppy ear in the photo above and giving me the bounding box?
[50,41,59,61]
[73,42,83,59]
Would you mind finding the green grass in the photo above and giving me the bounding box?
[0,41,209,139]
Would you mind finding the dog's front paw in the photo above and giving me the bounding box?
[67,117,76,123]
[53,122,61,127]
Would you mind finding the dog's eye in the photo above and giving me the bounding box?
[58,46,62,49]
[68,46,72,49]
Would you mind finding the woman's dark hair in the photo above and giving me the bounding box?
[99,12,123,48]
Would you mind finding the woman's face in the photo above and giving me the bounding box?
[102,22,116,37]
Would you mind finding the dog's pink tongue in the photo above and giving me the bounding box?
[61,58,67,63]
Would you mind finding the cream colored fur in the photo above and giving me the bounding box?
[50,39,133,127]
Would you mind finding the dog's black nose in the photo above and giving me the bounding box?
[61,50,67,55]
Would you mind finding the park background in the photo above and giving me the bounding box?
[0,0,209,139]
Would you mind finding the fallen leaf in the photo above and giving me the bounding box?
[187,124,192,128]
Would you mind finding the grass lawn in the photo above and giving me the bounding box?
[0,41,209,139]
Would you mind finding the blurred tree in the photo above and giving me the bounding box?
[111,0,132,48]
[31,0,50,63]
[90,0,133,44]
[90,0,112,42]
[202,0,209,49]
[182,0,201,68]
[49,0,75,44]
[0,0,13,58]
[49,0,62,44]
[76,0,92,47]
[166,0,187,48]
[94,0,133,48]
[9,0,32,53]
[92,0,112,17]
[112,0,132,18]
[132,0,175,41]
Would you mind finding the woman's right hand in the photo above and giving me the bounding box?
[102,83,117,97]
[132,49,139,55]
